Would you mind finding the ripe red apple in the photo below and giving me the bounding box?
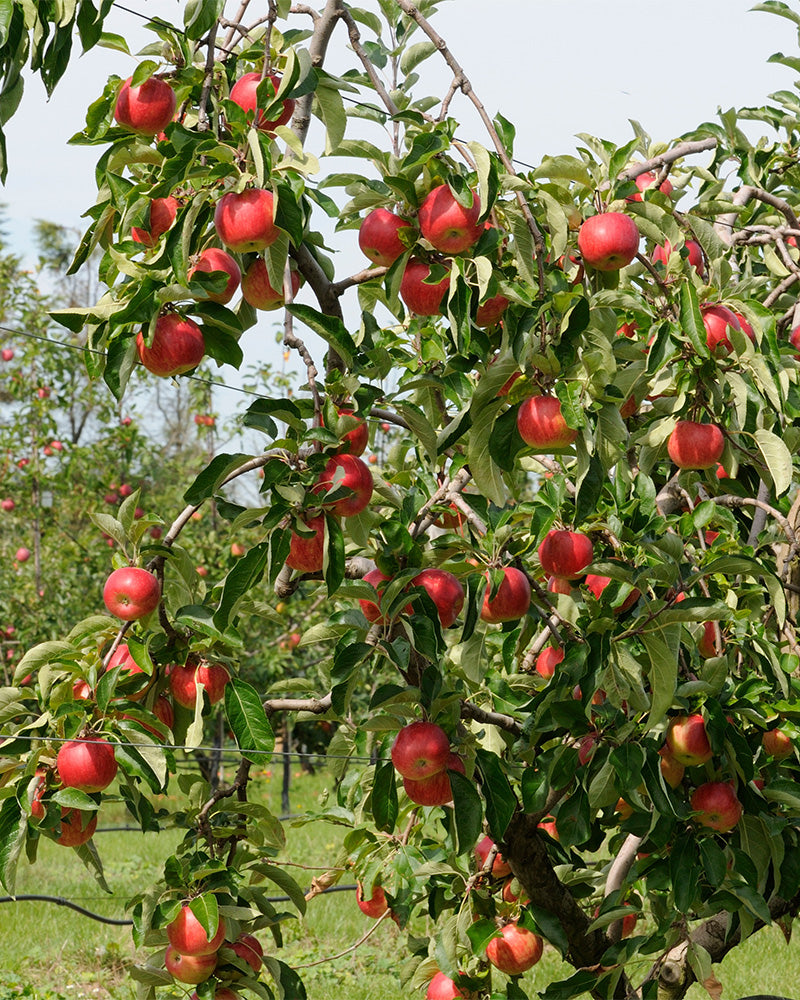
[617,320,638,338]
[404,753,464,806]
[698,620,722,658]
[115,75,176,135]
[577,213,640,271]
[1,348,13,361]
[56,737,118,793]
[358,208,413,267]
[418,185,482,254]
[658,746,685,788]
[400,259,450,316]
[169,661,230,708]
[426,971,467,999]
[103,567,161,620]
[326,408,369,456]
[214,189,279,253]
[359,568,403,623]
[165,945,217,984]
[762,728,793,760]
[790,325,800,358]
[475,835,511,878]
[132,196,178,247]
[356,882,388,918]
[481,566,531,623]
[286,514,326,574]
[230,542,246,558]
[702,304,743,353]
[1,498,14,511]
[584,574,640,614]
[486,923,543,975]
[517,395,577,450]
[665,714,713,766]
[15,547,30,563]
[691,781,743,833]
[137,313,205,377]
[667,421,724,470]
[628,171,673,201]
[167,904,226,956]
[72,678,92,700]
[535,646,564,679]
[154,695,175,729]
[56,807,98,846]
[577,733,598,765]
[189,247,242,304]
[241,258,301,310]
[538,529,593,579]
[229,71,295,131]
[313,454,373,517]
[230,932,263,972]
[391,720,450,779]
[651,239,703,277]
[412,568,465,628]
[475,292,510,327]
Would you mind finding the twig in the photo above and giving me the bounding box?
[617,139,717,182]
[459,699,521,735]
[197,24,219,132]
[338,7,400,117]
[331,264,389,295]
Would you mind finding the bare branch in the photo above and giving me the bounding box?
[617,139,717,182]
[460,699,521,735]
[331,264,389,295]
[292,0,344,146]
[338,7,400,117]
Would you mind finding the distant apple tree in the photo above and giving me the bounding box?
[4,2,800,999]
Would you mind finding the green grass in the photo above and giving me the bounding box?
[3,763,800,999]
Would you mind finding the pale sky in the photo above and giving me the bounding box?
[1,0,794,391]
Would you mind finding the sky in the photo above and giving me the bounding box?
[1,0,796,395]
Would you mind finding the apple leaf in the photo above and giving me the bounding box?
[263,958,308,1000]
[225,678,275,765]
[286,303,357,370]
[449,771,483,855]
[249,862,307,916]
[642,625,680,730]
[183,453,251,507]
[755,427,793,496]
[13,640,78,684]
[189,892,219,946]
[0,796,26,895]
[476,749,515,841]
[678,282,709,358]
[371,760,398,833]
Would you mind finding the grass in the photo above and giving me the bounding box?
[2,761,800,999]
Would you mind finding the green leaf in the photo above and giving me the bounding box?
[642,624,680,729]
[214,542,269,631]
[449,771,483,854]
[224,678,275,764]
[316,78,347,153]
[679,282,709,358]
[670,834,699,913]
[371,760,398,833]
[467,398,507,506]
[183,453,250,506]
[754,428,792,496]
[475,749,516,841]
[0,795,26,894]
[189,893,219,945]
[286,303,356,369]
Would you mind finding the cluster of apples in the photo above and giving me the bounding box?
[163,904,264,989]
[389,720,464,807]
[113,70,300,379]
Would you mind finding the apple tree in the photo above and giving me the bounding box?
[4,2,800,998]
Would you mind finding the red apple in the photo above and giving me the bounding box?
[651,239,703,277]
[241,258,301,310]
[658,746,685,788]
[1,348,13,361]
[313,454,373,517]
[517,396,577,450]
[762,728,793,760]
[577,213,640,271]
[475,835,511,878]
[412,568,465,628]
[229,71,295,131]
[132,196,178,247]
[691,781,742,833]
[734,312,755,341]
[418,185,482,254]
[287,514,326,574]
[584,574,639,614]
[426,971,467,999]
[167,904,226,956]
[578,733,598,765]
[486,923,543,975]
[15,547,30,563]
[169,661,230,708]
[154,695,175,729]
[702,304,743,353]
[481,566,531,623]
[165,946,217,984]
[538,529,593,579]
[667,421,724,470]
[103,567,160,620]
[535,646,564,679]
[30,770,46,819]
[665,714,713,766]
[1,498,14,511]
[391,720,450,780]
[333,408,369,456]
[56,807,98,846]
[230,932,263,972]
[115,75,176,135]
[358,568,407,623]
[628,171,673,201]
[475,292,510,327]
[617,321,638,338]
[214,189,279,253]
[404,753,464,806]
[356,882,388,918]
[400,259,450,316]
[56,737,118,793]
[790,325,800,358]
[358,208,413,267]
[137,313,205,377]
[698,620,722,658]
[189,247,241,304]
[72,678,92,700]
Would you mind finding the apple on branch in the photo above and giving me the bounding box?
[115,74,176,135]
[417,184,482,254]
[56,736,118,793]
[665,714,713,766]
[188,247,241,304]
[214,189,280,253]
[667,420,724,470]
[356,882,389,918]
[358,207,413,267]
[167,904,226,956]
[690,781,743,833]
[229,71,295,132]
[103,567,160,620]
[517,395,578,450]
[538,529,593,580]
[577,212,640,271]
[131,196,178,247]
[400,259,450,316]
[136,313,205,377]
[481,566,531,623]
[241,258,301,310]
[486,922,544,975]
